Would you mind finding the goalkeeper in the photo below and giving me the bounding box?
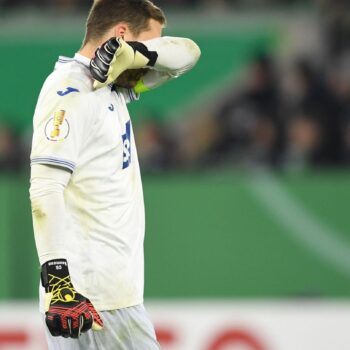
[29,0,200,349]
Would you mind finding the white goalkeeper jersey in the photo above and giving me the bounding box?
[31,54,145,311]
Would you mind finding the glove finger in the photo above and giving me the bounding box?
[86,299,104,330]
[61,328,70,338]
[92,320,103,331]
[46,313,62,337]
[60,316,71,339]
[78,314,85,337]
[68,317,80,339]
[90,60,107,83]
[93,79,106,90]
[95,38,121,72]
[67,317,75,338]
[102,43,115,61]
[105,37,120,54]
[95,49,111,72]
[80,311,93,333]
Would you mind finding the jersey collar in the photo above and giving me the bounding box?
[74,53,91,68]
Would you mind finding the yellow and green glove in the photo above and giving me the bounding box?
[90,37,158,90]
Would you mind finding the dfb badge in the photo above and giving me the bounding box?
[45,110,70,142]
[122,120,131,169]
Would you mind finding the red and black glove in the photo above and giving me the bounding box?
[41,259,103,338]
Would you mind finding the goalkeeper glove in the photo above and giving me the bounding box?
[41,259,103,338]
[90,37,158,90]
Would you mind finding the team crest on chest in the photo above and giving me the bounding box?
[45,110,70,142]
[122,120,131,169]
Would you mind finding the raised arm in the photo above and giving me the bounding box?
[133,36,201,93]
[90,36,201,93]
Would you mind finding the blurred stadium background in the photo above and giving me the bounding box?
[1,0,350,349]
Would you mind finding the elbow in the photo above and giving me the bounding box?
[177,38,201,69]
[31,197,47,220]
[29,180,52,221]
[186,38,201,65]
[31,197,49,237]
[167,38,201,76]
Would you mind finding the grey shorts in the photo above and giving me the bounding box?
[44,304,160,350]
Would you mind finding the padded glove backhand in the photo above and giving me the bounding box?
[90,37,158,90]
[41,259,103,338]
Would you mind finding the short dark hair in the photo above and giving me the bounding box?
[83,0,166,46]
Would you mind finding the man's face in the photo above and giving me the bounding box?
[114,19,163,89]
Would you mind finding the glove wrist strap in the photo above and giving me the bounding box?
[41,259,70,292]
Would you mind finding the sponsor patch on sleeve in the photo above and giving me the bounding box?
[45,110,70,141]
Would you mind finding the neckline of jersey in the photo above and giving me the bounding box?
[57,53,117,92]
[57,53,90,68]
[74,53,90,68]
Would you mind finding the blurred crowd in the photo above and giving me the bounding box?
[0,122,24,172]
[196,54,350,170]
[135,54,350,172]
[0,0,308,11]
[135,0,350,172]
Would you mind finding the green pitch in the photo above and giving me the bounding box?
[1,171,349,300]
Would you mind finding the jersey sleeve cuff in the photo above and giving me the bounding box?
[128,88,140,102]
[31,156,76,172]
